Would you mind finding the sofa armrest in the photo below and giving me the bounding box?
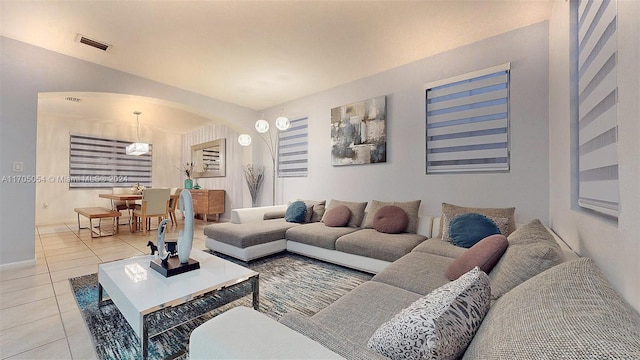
[231,204,289,224]
[416,214,434,237]
[280,312,388,360]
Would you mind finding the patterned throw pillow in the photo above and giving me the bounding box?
[368,267,491,360]
[285,201,307,223]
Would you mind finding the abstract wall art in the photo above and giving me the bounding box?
[331,96,386,166]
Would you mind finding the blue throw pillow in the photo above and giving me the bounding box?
[285,201,307,223]
[449,213,500,248]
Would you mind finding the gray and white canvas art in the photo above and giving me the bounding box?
[331,96,386,166]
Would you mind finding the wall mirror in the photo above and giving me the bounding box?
[192,138,226,178]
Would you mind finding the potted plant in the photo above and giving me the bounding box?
[181,162,195,189]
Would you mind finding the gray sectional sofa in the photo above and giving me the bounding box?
[192,201,640,359]
[204,200,434,273]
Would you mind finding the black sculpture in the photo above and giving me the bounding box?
[146,241,158,255]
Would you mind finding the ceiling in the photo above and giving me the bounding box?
[2,0,552,132]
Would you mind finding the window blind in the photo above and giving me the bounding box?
[278,116,308,177]
[69,134,152,189]
[577,0,619,218]
[425,63,510,173]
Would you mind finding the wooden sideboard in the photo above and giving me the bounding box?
[188,189,225,222]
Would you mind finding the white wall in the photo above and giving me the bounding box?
[0,36,257,265]
[262,22,551,225]
[35,112,183,225]
[548,1,640,312]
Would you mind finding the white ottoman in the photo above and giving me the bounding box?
[189,306,344,359]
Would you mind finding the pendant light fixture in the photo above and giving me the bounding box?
[126,111,149,156]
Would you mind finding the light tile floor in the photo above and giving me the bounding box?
[0,217,210,359]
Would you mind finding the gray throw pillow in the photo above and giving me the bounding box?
[489,219,564,299]
[298,199,326,222]
[368,267,491,360]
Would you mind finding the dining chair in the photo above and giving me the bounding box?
[112,187,136,226]
[132,188,170,235]
[166,188,182,226]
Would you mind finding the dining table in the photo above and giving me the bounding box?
[99,193,180,231]
[99,193,180,202]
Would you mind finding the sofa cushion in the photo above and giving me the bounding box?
[368,267,491,360]
[312,281,422,347]
[335,229,426,262]
[412,237,467,259]
[464,258,640,359]
[372,252,452,296]
[285,201,308,223]
[322,199,367,228]
[446,234,508,280]
[449,213,501,248]
[363,200,421,234]
[203,218,299,248]
[280,312,388,360]
[299,199,326,222]
[440,202,516,240]
[489,219,564,299]
[323,205,352,227]
[285,222,360,250]
[373,205,409,234]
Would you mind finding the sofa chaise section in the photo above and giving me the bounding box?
[204,218,298,261]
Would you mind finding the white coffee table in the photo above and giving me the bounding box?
[98,249,259,359]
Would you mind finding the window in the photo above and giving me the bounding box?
[577,0,619,218]
[69,134,152,189]
[278,116,308,177]
[425,63,510,174]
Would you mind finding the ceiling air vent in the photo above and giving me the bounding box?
[76,34,111,52]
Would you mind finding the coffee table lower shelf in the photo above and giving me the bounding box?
[98,275,259,359]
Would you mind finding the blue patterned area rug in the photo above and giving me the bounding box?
[70,251,372,360]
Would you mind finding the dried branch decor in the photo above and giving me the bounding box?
[243,164,264,206]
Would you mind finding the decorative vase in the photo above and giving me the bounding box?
[178,189,194,264]
[184,178,193,189]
